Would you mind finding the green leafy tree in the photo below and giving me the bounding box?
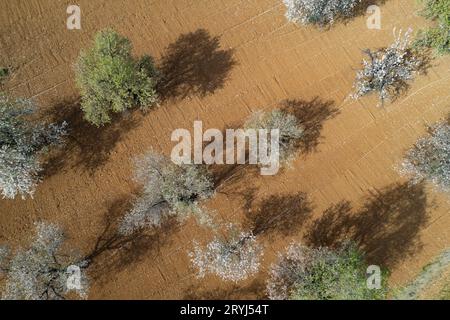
[414,0,450,55]
[267,242,387,300]
[75,30,158,126]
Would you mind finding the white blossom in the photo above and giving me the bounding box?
[0,222,89,300]
[189,227,263,283]
[353,29,423,103]
[0,93,66,199]
[400,121,450,193]
[283,0,361,26]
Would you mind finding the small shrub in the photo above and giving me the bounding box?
[118,151,214,234]
[245,109,304,164]
[400,121,450,192]
[0,93,67,199]
[266,242,386,300]
[189,226,263,282]
[414,0,450,54]
[75,30,158,126]
[283,0,362,27]
[0,67,8,82]
[353,29,424,103]
[0,222,89,300]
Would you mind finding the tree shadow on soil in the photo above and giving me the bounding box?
[85,196,179,282]
[183,279,266,300]
[245,192,313,237]
[281,98,340,155]
[305,181,432,268]
[210,97,339,190]
[157,29,236,101]
[41,99,141,175]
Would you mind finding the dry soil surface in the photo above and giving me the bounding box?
[0,0,449,299]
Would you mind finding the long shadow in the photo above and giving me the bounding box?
[305,181,432,268]
[281,98,340,155]
[245,192,313,237]
[41,99,140,175]
[157,29,236,100]
[183,279,266,300]
[211,97,339,190]
[85,196,179,282]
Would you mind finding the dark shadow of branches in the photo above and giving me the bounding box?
[245,192,313,237]
[41,99,140,175]
[305,181,431,268]
[183,279,266,300]
[210,98,338,191]
[158,29,236,100]
[85,196,179,282]
[281,98,340,154]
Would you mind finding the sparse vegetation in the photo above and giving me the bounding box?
[400,121,450,192]
[266,242,386,300]
[396,248,450,299]
[414,0,450,55]
[189,225,263,282]
[75,30,158,127]
[0,67,8,82]
[118,151,215,235]
[244,109,304,164]
[353,29,425,104]
[0,222,89,300]
[440,282,450,299]
[0,93,67,199]
[283,0,362,27]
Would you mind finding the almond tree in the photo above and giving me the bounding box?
[189,226,263,282]
[283,0,362,27]
[401,121,450,192]
[352,29,424,104]
[118,151,215,235]
[244,109,304,164]
[0,93,66,199]
[0,222,88,300]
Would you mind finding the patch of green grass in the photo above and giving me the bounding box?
[0,67,9,79]
[414,0,450,55]
[440,282,450,299]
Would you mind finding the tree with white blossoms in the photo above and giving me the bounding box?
[0,93,67,199]
[244,109,304,164]
[352,29,425,104]
[266,242,386,300]
[400,120,450,192]
[0,222,89,300]
[283,0,362,27]
[118,151,215,235]
[189,226,263,282]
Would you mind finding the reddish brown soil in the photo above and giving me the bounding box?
[0,0,449,299]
